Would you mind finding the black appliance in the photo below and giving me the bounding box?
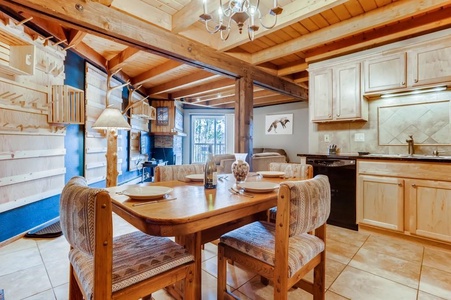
[307,157,358,231]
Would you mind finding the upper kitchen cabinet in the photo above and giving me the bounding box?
[363,52,407,93]
[408,41,451,87]
[310,62,367,122]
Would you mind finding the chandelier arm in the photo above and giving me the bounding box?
[204,19,221,34]
[247,28,255,41]
[220,19,232,41]
[259,14,278,29]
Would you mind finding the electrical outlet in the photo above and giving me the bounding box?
[324,134,330,142]
[355,133,365,142]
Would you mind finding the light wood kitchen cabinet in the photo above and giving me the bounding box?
[407,179,451,242]
[357,159,451,243]
[363,52,407,93]
[310,62,367,122]
[358,175,404,231]
[408,42,451,87]
[310,68,333,121]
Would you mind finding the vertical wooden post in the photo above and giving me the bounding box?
[106,128,118,187]
[234,72,253,169]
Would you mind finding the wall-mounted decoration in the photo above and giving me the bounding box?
[265,113,293,135]
[175,108,184,131]
[378,100,450,145]
[156,106,169,126]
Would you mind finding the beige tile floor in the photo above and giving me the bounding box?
[1,215,451,300]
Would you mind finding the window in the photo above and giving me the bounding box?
[191,115,226,163]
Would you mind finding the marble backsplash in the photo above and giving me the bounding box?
[309,90,451,156]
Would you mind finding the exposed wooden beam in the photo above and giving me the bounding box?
[171,78,235,99]
[172,0,217,34]
[67,29,86,46]
[132,60,183,86]
[92,0,113,5]
[251,0,451,65]
[0,0,306,100]
[110,0,171,31]
[254,95,301,107]
[148,71,221,95]
[218,0,349,51]
[277,62,308,77]
[107,46,140,73]
[293,72,309,84]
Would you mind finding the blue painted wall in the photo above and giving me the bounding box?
[0,50,145,242]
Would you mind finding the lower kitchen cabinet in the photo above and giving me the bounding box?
[358,175,404,231]
[407,179,451,242]
[357,159,451,243]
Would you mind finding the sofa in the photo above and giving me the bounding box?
[214,148,288,173]
[252,148,288,171]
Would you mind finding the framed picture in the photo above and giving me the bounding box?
[156,106,169,125]
[265,113,293,135]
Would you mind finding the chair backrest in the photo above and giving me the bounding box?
[269,162,313,179]
[60,176,113,297]
[154,164,205,182]
[278,175,331,237]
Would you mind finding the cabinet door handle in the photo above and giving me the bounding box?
[398,183,403,187]
[336,113,340,117]
[401,82,405,85]
[414,79,418,83]
[328,114,332,118]
[412,184,417,188]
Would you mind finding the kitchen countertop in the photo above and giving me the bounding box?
[297,153,451,163]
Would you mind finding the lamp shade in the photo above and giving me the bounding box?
[92,107,131,130]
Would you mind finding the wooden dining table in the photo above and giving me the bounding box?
[108,173,286,299]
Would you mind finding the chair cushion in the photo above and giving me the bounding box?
[157,164,205,181]
[60,176,105,256]
[220,221,324,277]
[285,176,331,236]
[69,231,194,299]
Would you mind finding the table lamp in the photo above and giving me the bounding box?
[92,107,131,187]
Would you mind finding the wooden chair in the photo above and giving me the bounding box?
[269,162,313,179]
[60,176,195,300]
[217,175,331,300]
[154,164,205,182]
[267,162,314,222]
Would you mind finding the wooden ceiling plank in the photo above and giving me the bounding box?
[306,6,451,62]
[171,78,235,99]
[344,0,365,16]
[251,0,451,65]
[108,46,140,72]
[148,70,220,95]
[218,0,349,51]
[132,60,183,85]
[0,0,305,99]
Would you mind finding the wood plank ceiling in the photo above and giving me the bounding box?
[0,0,450,108]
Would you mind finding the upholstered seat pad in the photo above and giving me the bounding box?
[220,221,324,277]
[69,231,194,299]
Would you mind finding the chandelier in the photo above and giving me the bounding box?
[199,0,283,41]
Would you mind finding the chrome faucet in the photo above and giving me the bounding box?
[406,135,415,155]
